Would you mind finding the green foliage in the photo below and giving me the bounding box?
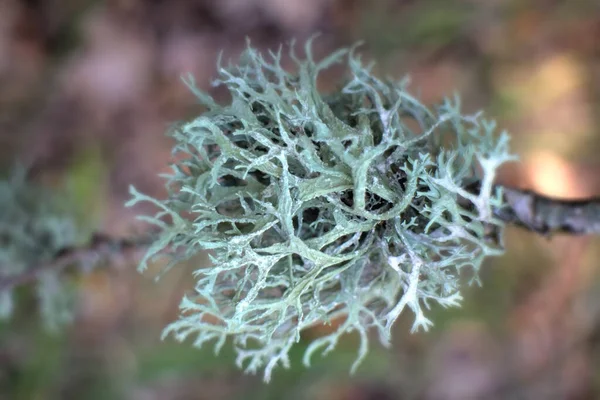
[128,39,517,382]
[0,168,81,330]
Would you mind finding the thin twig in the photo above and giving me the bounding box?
[459,181,600,235]
[496,186,600,235]
[0,233,153,292]
[1,185,600,292]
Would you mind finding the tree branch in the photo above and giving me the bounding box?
[495,186,600,235]
[1,185,600,293]
[0,233,152,292]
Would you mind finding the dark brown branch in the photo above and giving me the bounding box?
[0,233,152,292]
[1,185,600,293]
[494,186,600,235]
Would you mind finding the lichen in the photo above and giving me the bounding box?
[0,167,79,330]
[127,38,517,382]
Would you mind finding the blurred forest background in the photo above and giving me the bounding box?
[3,0,600,399]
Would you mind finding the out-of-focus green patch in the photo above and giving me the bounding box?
[134,332,391,400]
[489,91,523,122]
[360,1,470,58]
[552,0,600,20]
[63,144,108,236]
[244,333,391,400]
[135,339,238,382]
[0,320,67,400]
[426,227,554,332]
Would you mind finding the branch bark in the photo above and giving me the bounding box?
[1,184,600,292]
[495,186,600,235]
[0,233,152,292]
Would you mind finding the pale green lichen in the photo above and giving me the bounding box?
[0,167,80,330]
[127,39,517,382]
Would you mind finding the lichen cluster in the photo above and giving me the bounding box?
[0,168,79,330]
[128,39,516,381]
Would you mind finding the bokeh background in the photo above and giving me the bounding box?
[3,1,600,399]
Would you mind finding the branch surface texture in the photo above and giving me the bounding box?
[2,186,599,293]
[498,187,600,235]
[3,185,599,292]
[0,234,151,291]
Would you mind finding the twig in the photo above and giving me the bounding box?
[495,186,600,235]
[0,233,153,292]
[1,185,600,292]
[458,181,600,235]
